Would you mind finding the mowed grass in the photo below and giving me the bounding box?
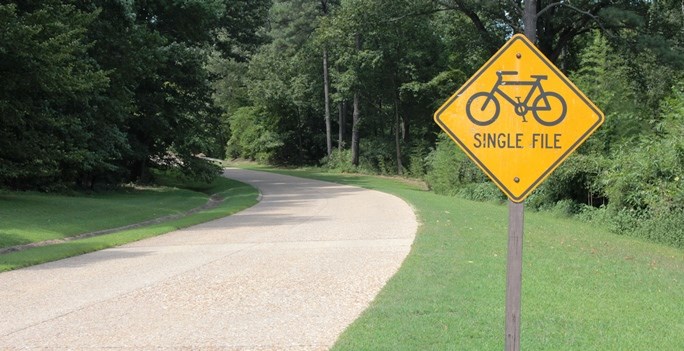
[260,168,684,350]
[0,188,207,248]
[0,172,258,271]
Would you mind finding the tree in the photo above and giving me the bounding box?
[82,0,269,183]
[319,0,451,172]
[432,0,649,68]
[320,0,337,157]
[215,0,271,62]
[0,0,286,189]
[0,2,110,189]
[231,0,327,164]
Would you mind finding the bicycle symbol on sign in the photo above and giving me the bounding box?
[466,70,567,126]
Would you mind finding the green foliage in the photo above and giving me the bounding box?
[226,106,283,162]
[176,157,223,184]
[406,141,431,178]
[225,0,327,166]
[357,138,400,175]
[0,0,270,190]
[456,182,506,203]
[572,32,646,153]
[604,85,684,212]
[527,153,610,211]
[594,84,684,246]
[0,2,111,190]
[322,140,404,176]
[425,133,486,196]
[321,149,356,173]
[634,209,684,248]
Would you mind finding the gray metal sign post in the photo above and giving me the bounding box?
[504,200,524,351]
[505,7,534,349]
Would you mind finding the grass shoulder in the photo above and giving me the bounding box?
[0,170,258,272]
[256,166,684,350]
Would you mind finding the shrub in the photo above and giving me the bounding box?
[526,153,609,211]
[320,149,356,173]
[549,199,580,217]
[358,138,400,175]
[177,157,222,184]
[636,209,684,248]
[407,141,430,179]
[457,182,505,203]
[226,106,283,162]
[425,133,486,195]
[576,203,608,222]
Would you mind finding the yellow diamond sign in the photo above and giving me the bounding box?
[434,34,604,202]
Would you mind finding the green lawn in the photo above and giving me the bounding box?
[0,172,258,271]
[259,168,684,350]
[0,188,207,249]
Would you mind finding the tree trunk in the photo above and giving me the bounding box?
[351,93,360,166]
[323,47,332,156]
[394,97,402,175]
[297,107,305,164]
[131,159,150,184]
[351,33,361,166]
[338,100,346,150]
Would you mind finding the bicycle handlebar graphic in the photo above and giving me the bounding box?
[466,71,567,126]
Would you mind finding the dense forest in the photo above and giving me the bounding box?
[1,0,683,246]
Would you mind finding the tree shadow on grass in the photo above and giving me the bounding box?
[0,232,33,250]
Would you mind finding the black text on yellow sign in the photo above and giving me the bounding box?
[473,133,562,149]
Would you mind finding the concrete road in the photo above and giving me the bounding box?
[0,168,417,350]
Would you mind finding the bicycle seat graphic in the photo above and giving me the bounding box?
[465,70,567,126]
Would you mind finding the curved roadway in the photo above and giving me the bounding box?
[0,168,417,350]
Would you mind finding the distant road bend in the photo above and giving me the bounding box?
[0,168,417,350]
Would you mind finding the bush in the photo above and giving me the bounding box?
[226,106,283,162]
[177,157,222,184]
[425,133,486,195]
[597,207,684,249]
[358,138,400,175]
[576,204,611,223]
[603,85,684,212]
[321,141,400,175]
[457,182,505,203]
[526,153,609,211]
[406,141,431,179]
[637,209,684,248]
[320,149,356,173]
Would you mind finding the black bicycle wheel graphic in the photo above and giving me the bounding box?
[532,92,566,126]
[466,92,500,126]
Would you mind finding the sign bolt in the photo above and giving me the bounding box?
[514,177,520,183]
[516,53,522,59]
